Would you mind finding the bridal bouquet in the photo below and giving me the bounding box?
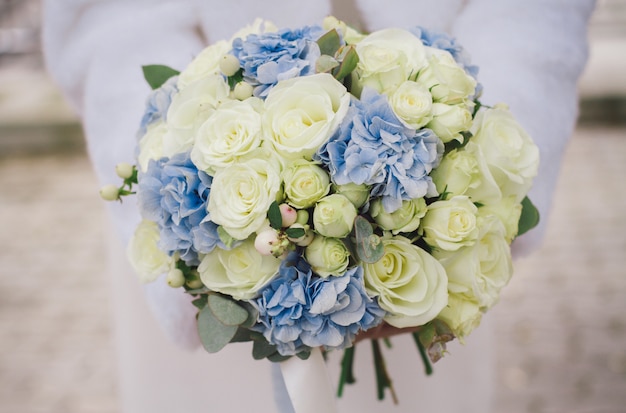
[101,16,540,402]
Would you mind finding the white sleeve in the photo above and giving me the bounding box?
[42,0,207,349]
[452,0,596,256]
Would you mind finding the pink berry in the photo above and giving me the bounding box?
[254,229,279,256]
[279,203,298,227]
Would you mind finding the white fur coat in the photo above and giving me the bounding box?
[42,1,595,412]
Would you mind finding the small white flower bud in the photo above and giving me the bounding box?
[279,203,298,227]
[99,184,120,201]
[233,82,254,100]
[115,162,134,179]
[295,230,315,247]
[166,268,186,288]
[254,229,280,256]
[219,54,241,77]
[296,209,309,225]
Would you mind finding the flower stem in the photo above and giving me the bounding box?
[371,339,398,404]
[412,331,433,376]
[337,346,356,397]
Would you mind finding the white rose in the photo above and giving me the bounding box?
[137,121,167,172]
[262,73,350,160]
[388,81,433,129]
[208,149,282,240]
[355,28,428,95]
[417,48,477,104]
[177,41,230,90]
[164,74,231,157]
[363,236,448,328]
[198,238,281,300]
[282,159,331,209]
[421,196,479,251]
[127,220,172,283]
[190,99,263,174]
[434,216,513,309]
[437,293,482,341]
[370,197,427,235]
[430,142,502,206]
[471,105,540,201]
[427,103,473,143]
[477,196,522,242]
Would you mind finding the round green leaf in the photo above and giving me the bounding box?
[197,307,238,353]
[208,294,249,326]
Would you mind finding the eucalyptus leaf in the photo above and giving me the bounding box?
[142,65,180,90]
[191,296,208,310]
[354,216,384,263]
[333,46,359,81]
[517,196,540,236]
[317,29,341,56]
[208,294,249,326]
[316,55,340,74]
[268,201,282,230]
[197,307,238,353]
[267,352,291,363]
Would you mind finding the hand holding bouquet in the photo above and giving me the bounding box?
[101,15,540,405]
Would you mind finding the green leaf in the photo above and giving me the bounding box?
[268,201,282,230]
[317,29,342,56]
[208,294,249,326]
[191,296,208,310]
[517,196,540,236]
[354,216,384,263]
[142,65,180,90]
[333,46,359,81]
[252,338,279,360]
[227,69,244,89]
[285,227,305,239]
[267,352,291,363]
[197,306,238,353]
[217,226,237,249]
[316,55,340,74]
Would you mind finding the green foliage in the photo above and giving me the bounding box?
[268,201,282,230]
[517,196,540,236]
[354,216,384,263]
[142,65,180,90]
[285,227,305,239]
[333,46,359,81]
[197,306,238,353]
[197,293,252,353]
[227,69,244,89]
[207,294,249,326]
[317,29,342,56]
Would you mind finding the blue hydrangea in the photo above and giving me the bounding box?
[316,89,443,213]
[411,26,479,79]
[231,25,323,98]
[137,76,178,137]
[251,252,385,356]
[137,152,223,265]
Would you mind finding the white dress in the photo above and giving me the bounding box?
[42,0,595,411]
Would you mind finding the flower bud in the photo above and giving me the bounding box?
[219,54,241,77]
[99,184,120,201]
[115,162,135,179]
[254,228,280,256]
[185,270,204,289]
[282,159,331,209]
[233,81,254,100]
[295,230,315,247]
[305,235,350,277]
[331,182,370,209]
[279,203,298,227]
[296,209,310,225]
[313,194,357,238]
[166,268,186,288]
[370,197,427,234]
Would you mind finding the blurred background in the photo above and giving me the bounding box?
[0,1,624,412]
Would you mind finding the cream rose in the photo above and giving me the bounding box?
[370,197,427,235]
[354,28,428,95]
[426,103,473,143]
[421,196,479,251]
[137,121,167,172]
[363,236,448,328]
[127,220,172,283]
[177,41,230,90]
[437,293,482,341]
[208,150,282,240]
[304,235,351,278]
[331,182,370,209]
[198,238,281,300]
[471,105,540,201]
[434,216,513,309]
[429,142,502,205]
[388,81,433,129]
[417,48,477,105]
[164,74,231,157]
[312,194,357,238]
[477,196,522,242]
[262,73,350,160]
[282,159,331,208]
[190,99,263,174]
